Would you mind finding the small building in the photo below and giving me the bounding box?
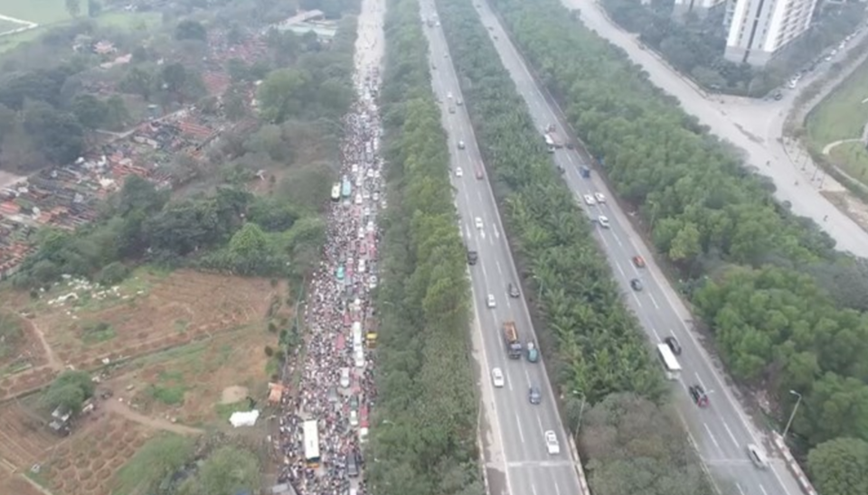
[48,406,72,436]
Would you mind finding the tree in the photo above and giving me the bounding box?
[161,62,188,95]
[70,94,109,129]
[808,437,868,495]
[177,446,260,495]
[22,100,84,164]
[120,67,155,100]
[257,68,310,123]
[175,20,207,42]
[44,370,94,414]
[227,222,270,274]
[87,0,102,17]
[65,0,81,17]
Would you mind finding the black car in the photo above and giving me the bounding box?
[528,386,541,405]
[630,278,643,291]
[689,384,709,407]
[664,336,682,355]
[467,250,479,265]
[508,282,520,298]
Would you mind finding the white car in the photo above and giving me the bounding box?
[355,194,363,205]
[583,194,596,205]
[475,217,483,229]
[374,170,381,179]
[367,221,375,232]
[369,275,378,289]
[594,192,606,203]
[340,368,351,388]
[598,216,610,228]
[545,431,560,455]
[447,91,453,99]
[491,367,505,388]
[358,228,365,239]
[351,164,359,174]
[350,409,359,427]
[373,192,380,202]
[367,168,374,178]
[456,167,463,177]
[486,294,496,308]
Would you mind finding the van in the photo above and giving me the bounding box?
[347,452,360,478]
[747,444,768,469]
[354,349,365,368]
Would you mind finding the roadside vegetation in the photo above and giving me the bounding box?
[600,0,866,96]
[363,0,481,493]
[435,0,712,492]
[488,0,868,489]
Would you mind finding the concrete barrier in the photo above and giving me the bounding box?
[772,432,818,495]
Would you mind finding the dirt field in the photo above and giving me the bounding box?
[0,473,45,495]
[0,400,63,469]
[43,416,152,495]
[0,269,285,401]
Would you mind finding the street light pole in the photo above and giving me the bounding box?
[782,390,802,438]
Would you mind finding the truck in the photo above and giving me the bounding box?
[503,321,522,359]
[543,124,563,150]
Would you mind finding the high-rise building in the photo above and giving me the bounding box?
[724,0,819,66]
[672,0,727,18]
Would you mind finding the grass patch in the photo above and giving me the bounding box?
[112,434,194,495]
[97,11,162,31]
[828,140,868,183]
[0,0,71,24]
[807,57,868,146]
[0,311,23,359]
[147,370,187,405]
[214,400,250,421]
[80,321,116,343]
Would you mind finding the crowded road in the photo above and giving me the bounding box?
[571,0,868,257]
[467,1,803,494]
[420,4,586,495]
[274,0,385,493]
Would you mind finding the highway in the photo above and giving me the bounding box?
[419,3,586,495]
[440,1,804,495]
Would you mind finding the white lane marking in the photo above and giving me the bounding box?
[537,413,545,436]
[759,484,769,495]
[649,326,660,340]
[649,293,660,309]
[496,260,503,275]
[525,368,532,387]
[694,372,706,390]
[531,482,539,495]
[507,370,514,391]
[723,421,740,449]
[515,412,526,444]
[615,260,625,277]
[493,224,500,238]
[481,262,488,280]
[554,482,562,495]
[632,293,643,308]
[612,231,623,247]
[702,423,721,450]
[480,229,486,240]
[736,483,746,495]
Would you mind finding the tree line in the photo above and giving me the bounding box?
[487,0,868,491]
[435,0,713,493]
[363,0,482,494]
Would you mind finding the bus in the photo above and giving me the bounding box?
[303,419,321,466]
[341,177,352,198]
[656,343,682,380]
[330,183,341,201]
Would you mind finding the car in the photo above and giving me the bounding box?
[367,221,375,233]
[583,194,596,205]
[455,167,463,177]
[467,250,479,265]
[449,106,455,114]
[368,275,378,289]
[373,192,380,202]
[664,336,682,355]
[486,294,496,308]
[544,430,560,455]
[349,394,359,411]
[349,409,359,426]
[447,91,453,99]
[475,217,483,229]
[579,166,591,178]
[458,140,465,149]
[528,386,542,405]
[491,367,505,388]
[347,452,360,477]
[475,169,484,180]
[456,99,463,106]
[598,216,610,228]
[507,282,520,298]
[632,255,646,268]
[594,192,606,203]
[630,278,643,291]
[689,384,709,408]
[747,444,769,469]
[340,368,351,388]
[526,341,539,362]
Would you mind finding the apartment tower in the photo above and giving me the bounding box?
[724,0,818,66]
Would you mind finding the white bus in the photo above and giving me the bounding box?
[303,419,321,466]
[656,343,682,380]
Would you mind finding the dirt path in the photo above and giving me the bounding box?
[103,400,204,436]
[27,320,62,371]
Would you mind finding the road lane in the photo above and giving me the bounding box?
[471,1,805,494]
[421,2,586,495]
